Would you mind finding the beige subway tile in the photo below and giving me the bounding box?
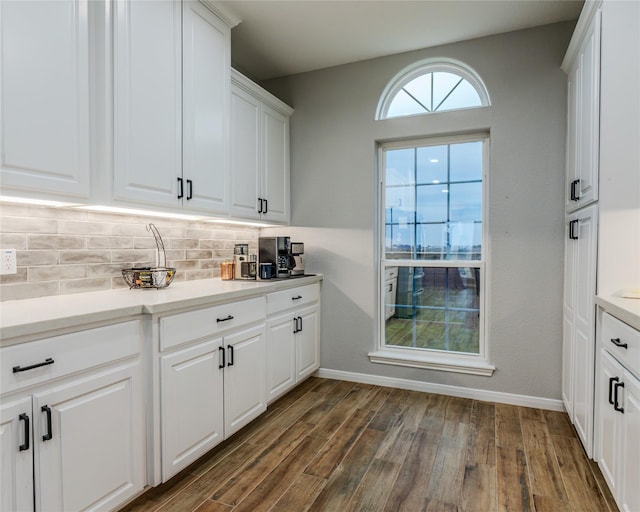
[0,203,28,217]
[186,249,213,260]
[168,238,199,249]
[112,276,129,289]
[0,233,26,250]
[60,278,111,295]
[150,224,183,238]
[0,281,59,301]
[111,249,155,263]
[111,223,150,237]
[29,265,86,282]
[165,249,185,261]
[184,269,214,281]
[199,239,225,250]
[199,260,216,269]
[59,251,111,264]
[28,234,86,250]
[87,263,131,277]
[88,236,133,249]
[185,227,213,239]
[211,229,236,240]
[58,220,112,235]
[0,268,28,285]
[0,216,58,234]
[27,206,86,220]
[17,250,57,266]
[172,260,199,270]
[133,237,156,249]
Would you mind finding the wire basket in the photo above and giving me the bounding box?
[122,267,176,289]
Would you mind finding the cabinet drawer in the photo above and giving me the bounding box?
[160,297,266,351]
[602,312,640,378]
[267,283,320,315]
[385,267,398,281]
[1,320,142,396]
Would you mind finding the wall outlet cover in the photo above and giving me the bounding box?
[1,249,17,275]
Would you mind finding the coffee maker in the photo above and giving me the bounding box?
[258,237,294,278]
[290,242,305,276]
[233,244,257,280]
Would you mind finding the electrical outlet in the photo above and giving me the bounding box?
[1,249,17,275]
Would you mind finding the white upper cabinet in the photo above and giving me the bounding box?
[113,0,182,209]
[0,0,92,202]
[230,69,293,224]
[113,0,232,215]
[563,6,601,212]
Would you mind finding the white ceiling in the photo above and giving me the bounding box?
[219,0,583,81]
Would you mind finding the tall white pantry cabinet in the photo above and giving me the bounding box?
[562,0,640,475]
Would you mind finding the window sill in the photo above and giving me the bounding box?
[368,350,495,376]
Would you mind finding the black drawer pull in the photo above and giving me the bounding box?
[13,358,54,373]
[569,220,579,240]
[219,346,225,369]
[609,376,619,405]
[610,337,628,349]
[292,295,302,301]
[19,414,29,451]
[216,315,234,323]
[570,179,580,201]
[41,405,52,441]
[614,381,625,413]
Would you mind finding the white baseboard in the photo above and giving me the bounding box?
[315,368,565,412]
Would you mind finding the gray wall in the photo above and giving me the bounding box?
[262,22,573,400]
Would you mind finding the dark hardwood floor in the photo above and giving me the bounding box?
[121,377,618,512]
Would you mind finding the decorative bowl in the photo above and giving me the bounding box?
[122,267,176,289]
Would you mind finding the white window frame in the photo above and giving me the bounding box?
[376,58,491,120]
[369,133,495,376]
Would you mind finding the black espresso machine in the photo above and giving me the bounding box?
[258,236,295,278]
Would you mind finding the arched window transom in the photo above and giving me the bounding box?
[377,59,490,120]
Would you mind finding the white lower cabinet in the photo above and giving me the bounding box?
[156,299,267,482]
[0,320,145,512]
[596,311,640,512]
[266,284,321,402]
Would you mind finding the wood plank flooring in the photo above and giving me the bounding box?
[121,378,618,512]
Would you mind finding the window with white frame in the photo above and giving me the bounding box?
[373,135,493,375]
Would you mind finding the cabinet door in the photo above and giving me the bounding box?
[565,62,579,212]
[267,313,296,402]
[575,11,600,209]
[113,0,182,208]
[262,106,290,223]
[562,215,577,415]
[0,397,33,512]
[160,338,224,481]
[571,205,598,455]
[597,349,623,497]
[296,305,320,381]
[0,0,91,200]
[230,85,262,220]
[182,0,230,214]
[621,370,640,512]
[223,324,267,437]
[34,364,145,512]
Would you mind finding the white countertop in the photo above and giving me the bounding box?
[0,275,322,343]
[595,294,640,331]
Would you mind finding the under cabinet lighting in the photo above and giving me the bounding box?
[0,195,78,207]
[74,205,203,221]
[205,218,274,228]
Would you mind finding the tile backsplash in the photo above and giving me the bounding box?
[0,203,258,301]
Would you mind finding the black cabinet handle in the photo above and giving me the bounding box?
[227,345,234,367]
[292,295,302,301]
[19,414,29,451]
[41,406,52,441]
[609,376,619,405]
[614,381,625,413]
[610,337,628,349]
[219,345,225,369]
[13,358,54,373]
[569,219,579,240]
[298,316,303,332]
[570,179,580,201]
[216,315,234,323]
[186,179,193,200]
[177,177,184,199]
[263,199,268,214]
[258,197,263,214]
[293,317,299,333]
